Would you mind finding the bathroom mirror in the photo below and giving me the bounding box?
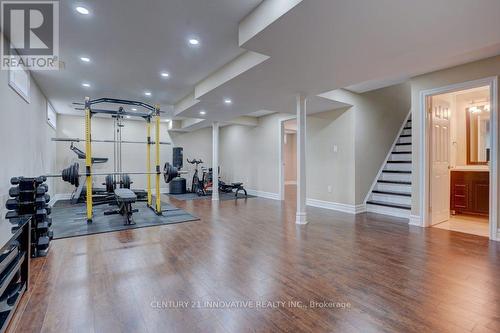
[467,105,490,165]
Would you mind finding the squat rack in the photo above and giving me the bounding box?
[81,97,165,223]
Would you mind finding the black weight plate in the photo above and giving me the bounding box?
[105,175,114,193]
[122,174,131,189]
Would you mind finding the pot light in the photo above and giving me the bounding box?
[160,72,170,78]
[224,98,232,104]
[144,91,152,96]
[80,56,90,62]
[188,38,200,46]
[76,6,89,15]
[131,108,137,111]
[82,83,90,88]
[199,110,206,115]
[126,116,131,119]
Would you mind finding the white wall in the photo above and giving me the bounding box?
[307,108,356,204]
[55,115,172,193]
[354,83,411,203]
[219,113,284,194]
[317,83,411,204]
[217,109,356,202]
[0,71,55,217]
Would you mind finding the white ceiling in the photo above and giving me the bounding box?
[30,0,262,117]
[30,0,500,129]
[175,0,500,122]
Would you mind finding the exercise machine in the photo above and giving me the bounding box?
[187,159,204,195]
[46,97,186,223]
[219,180,248,197]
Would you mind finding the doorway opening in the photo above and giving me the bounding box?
[426,84,494,238]
[279,118,297,202]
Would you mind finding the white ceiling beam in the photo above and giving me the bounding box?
[174,92,199,116]
[239,0,303,46]
[195,51,269,99]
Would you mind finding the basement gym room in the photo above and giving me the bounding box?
[0,1,499,332]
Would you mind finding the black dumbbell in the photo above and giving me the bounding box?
[5,199,19,210]
[9,187,19,198]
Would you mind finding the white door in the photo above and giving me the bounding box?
[430,97,451,225]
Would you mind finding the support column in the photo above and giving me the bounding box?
[212,121,220,201]
[296,94,307,225]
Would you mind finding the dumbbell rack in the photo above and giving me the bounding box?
[5,177,53,257]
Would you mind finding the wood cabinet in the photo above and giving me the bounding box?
[450,170,489,216]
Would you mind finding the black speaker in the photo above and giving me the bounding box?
[173,147,183,169]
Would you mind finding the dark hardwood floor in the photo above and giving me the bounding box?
[8,187,500,333]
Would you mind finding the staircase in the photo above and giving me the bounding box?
[366,115,412,218]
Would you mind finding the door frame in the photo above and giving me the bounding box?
[278,116,297,200]
[418,76,498,240]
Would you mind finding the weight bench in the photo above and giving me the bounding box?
[104,188,138,225]
[219,181,247,198]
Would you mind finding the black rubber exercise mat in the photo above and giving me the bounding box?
[168,192,256,201]
[51,200,199,239]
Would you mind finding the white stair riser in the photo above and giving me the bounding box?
[366,204,411,219]
[376,183,411,193]
[393,145,412,152]
[380,172,412,182]
[385,163,412,171]
[398,136,412,144]
[371,193,411,205]
[390,153,411,161]
[402,129,412,136]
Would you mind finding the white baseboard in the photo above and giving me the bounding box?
[306,198,365,215]
[409,214,423,226]
[246,189,280,200]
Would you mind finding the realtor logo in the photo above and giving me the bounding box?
[1,1,59,70]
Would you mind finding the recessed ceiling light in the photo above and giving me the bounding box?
[131,108,137,111]
[80,56,90,62]
[75,6,89,15]
[144,91,152,96]
[126,116,131,119]
[224,98,232,104]
[160,72,170,78]
[82,83,90,88]
[199,110,206,115]
[188,38,200,46]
